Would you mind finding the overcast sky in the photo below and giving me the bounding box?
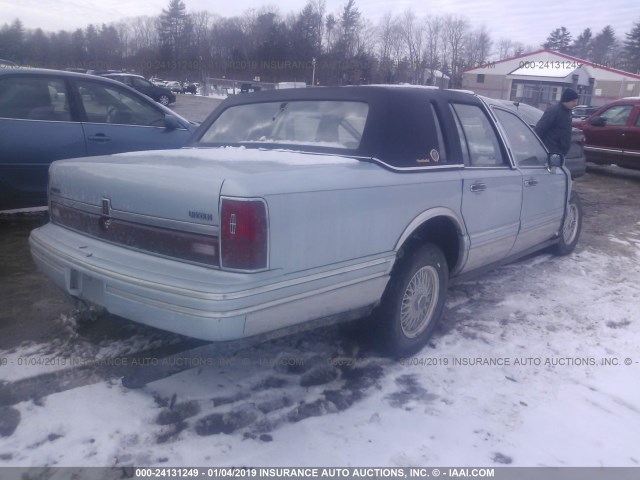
[0,0,638,52]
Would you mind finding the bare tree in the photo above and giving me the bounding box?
[424,16,443,86]
[399,9,425,83]
[375,12,402,82]
[464,26,491,69]
[442,14,468,87]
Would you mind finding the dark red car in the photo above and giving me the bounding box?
[575,97,640,169]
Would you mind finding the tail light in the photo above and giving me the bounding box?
[220,197,268,271]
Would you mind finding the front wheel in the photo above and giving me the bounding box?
[158,95,171,106]
[554,191,582,256]
[377,244,448,357]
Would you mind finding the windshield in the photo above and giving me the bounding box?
[198,100,369,150]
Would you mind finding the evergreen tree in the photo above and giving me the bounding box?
[0,19,25,62]
[623,20,640,73]
[571,28,592,59]
[291,2,323,61]
[158,0,193,73]
[543,26,572,53]
[591,25,617,65]
[26,28,49,67]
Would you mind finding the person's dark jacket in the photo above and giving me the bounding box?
[534,102,573,155]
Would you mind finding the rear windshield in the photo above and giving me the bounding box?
[198,100,369,150]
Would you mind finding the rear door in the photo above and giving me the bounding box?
[73,78,191,156]
[493,108,566,254]
[621,106,640,168]
[452,103,523,272]
[0,74,86,209]
[583,104,634,165]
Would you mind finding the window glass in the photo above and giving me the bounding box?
[76,80,165,127]
[0,76,71,121]
[599,105,633,126]
[132,77,151,89]
[200,101,368,150]
[450,106,470,165]
[451,103,505,167]
[494,108,548,167]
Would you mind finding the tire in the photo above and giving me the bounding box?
[158,95,171,106]
[554,191,582,256]
[377,244,448,357]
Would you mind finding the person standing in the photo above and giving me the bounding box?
[534,88,579,156]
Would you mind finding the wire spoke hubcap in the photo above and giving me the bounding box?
[401,266,440,338]
[562,203,578,244]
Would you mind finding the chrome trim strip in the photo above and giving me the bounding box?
[106,272,387,319]
[82,121,187,131]
[31,233,394,301]
[367,157,465,172]
[623,150,640,157]
[463,166,513,170]
[115,209,218,236]
[584,146,623,154]
[0,117,75,124]
[51,195,217,236]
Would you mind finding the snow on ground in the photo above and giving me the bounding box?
[1,229,639,467]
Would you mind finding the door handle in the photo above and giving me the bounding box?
[88,134,111,142]
[470,183,487,192]
[524,179,538,187]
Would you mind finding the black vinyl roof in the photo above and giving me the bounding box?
[192,86,483,169]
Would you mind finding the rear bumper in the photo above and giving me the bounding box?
[30,223,392,341]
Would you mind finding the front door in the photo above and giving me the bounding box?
[74,79,190,156]
[493,108,566,254]
[621,106,640,168]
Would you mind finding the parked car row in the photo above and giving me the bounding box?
[0,68,197,210]
[102,73,177,106]
[151,78,199,95]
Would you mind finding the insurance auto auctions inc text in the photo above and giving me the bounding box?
[400,356,635,367]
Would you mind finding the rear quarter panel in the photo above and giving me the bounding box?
[220,162,464,274]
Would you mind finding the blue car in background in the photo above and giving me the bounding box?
[0,68,196,210]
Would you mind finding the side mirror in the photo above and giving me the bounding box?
[589,116,606,127]
[548,153,564,169]
[164,114,180,131]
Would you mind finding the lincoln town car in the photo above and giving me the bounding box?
[29,86,582,356]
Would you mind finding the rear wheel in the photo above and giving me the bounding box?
[554,191,582,256]
[378,244,448,357]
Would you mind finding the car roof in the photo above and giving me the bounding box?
[598,97,640,107]
[193,85,483,168]
[0,67,143,91]
[102,73,146,79]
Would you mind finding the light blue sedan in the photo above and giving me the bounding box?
[0,68,196,210]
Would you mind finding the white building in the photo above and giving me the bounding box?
[462,49,640,109]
